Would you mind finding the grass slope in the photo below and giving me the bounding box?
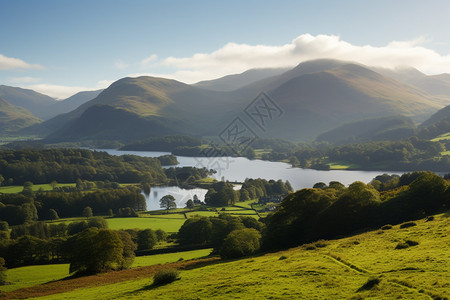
[0,97,41,133]
[6,213,449,299]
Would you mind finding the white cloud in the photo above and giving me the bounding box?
[0,53,43,70]
[27,80,112,99]
[156,34,450,83]
[141,54,158,65]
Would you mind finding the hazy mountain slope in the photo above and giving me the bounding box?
[41,77,237,141]
[316,116,415,144]
[193,68,289,91]
[45,105,179,142]
[0,85,56,120]
[418,105,450,139]
[243,61,442,140]
[36,59,446,142]
[51,90,103,116]
[373,67,450,103]
[0,97,42,133]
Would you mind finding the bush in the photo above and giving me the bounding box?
[381,224,393,230]
[399,222,417,229]
[220,228,261,259]
[153,268,180,285]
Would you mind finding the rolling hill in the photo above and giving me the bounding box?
[0,85,56,120]
[317,115,416,144]
[0,97,42,133]
[29,59,450,142]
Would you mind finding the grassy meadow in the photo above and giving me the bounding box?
[4,212,448,299]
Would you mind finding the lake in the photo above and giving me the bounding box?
[98,149,404,210]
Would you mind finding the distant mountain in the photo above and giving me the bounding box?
[46,105,179,142]
[235,59,442,140]
[194,68,289,91]
[316,116,415,144]
[0,96,41,133]
[373,67,450,103]
[51,90,103,117]
[42,77,237,141]
[36,59,447,142]
[0,85,56,120]
[418,105,450,139]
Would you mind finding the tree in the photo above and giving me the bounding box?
[137,229,157,251]
[50,181,58,190]
[66,228,124,275]
[82,206,93,218]
[160,195,177,210]
[155,229,168,242]
[193,194,201,204]
[220,228,261,259]
[186,199,194,210]
[48,209,59,220]
[87,217,108,229]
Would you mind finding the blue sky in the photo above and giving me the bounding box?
[1,0,450,98]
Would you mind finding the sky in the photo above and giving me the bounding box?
[1,0,450,99]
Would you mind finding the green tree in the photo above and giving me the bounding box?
[87,217,108,229]
[82,206,93,218]
[185,199,194,210]
[155,229,168,242]
[160,195,177,210]
[137,229,157,251]
[116,230,136,269]
[50,181,58,190]
[67,228,124,275]
[220,228,261,259]
[48,209,59,220]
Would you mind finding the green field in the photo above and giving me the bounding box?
[0,183,76,194]
[1,264,70,292]
[18,213,449,299]
[106,217,186,232]
[132,249,212,268]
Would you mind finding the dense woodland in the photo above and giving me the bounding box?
[0,148,168,185]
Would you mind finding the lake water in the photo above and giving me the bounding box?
[97,149,404,210]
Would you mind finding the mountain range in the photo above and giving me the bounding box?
[2,59,450,142]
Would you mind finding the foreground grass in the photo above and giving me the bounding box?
[1,264,69,292]
[16,213,448,299]
[132,249,212,268]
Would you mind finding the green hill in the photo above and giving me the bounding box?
[0,85,56,120]
[0,97,41,133]
[5,213,449,299]
[317,115,416,144]
[34,60,447,142]
[418,105,450,139]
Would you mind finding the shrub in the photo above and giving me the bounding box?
[381,224,393,230]
[426,216,435,222]
[357,277,381,292]
[399,222,417,229]
[279,255,288,260]
[405,240,419,246]
[153,268,180,285]
[220,228,261,259]
[395,242,410,249]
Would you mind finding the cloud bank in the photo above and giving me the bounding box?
[154,34,450,83]
[0,53,43,70]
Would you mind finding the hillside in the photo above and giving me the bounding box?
[5,213,449,299]
[194,67,289,91]
[317,115,416,144]
[0,97,42,133]
[418,105,450,140]
[34,59,448,142]
[0,85,56,120]
[50,90,103,117]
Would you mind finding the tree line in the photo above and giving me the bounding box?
[0,148,168,185]
[262,171,449,250]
